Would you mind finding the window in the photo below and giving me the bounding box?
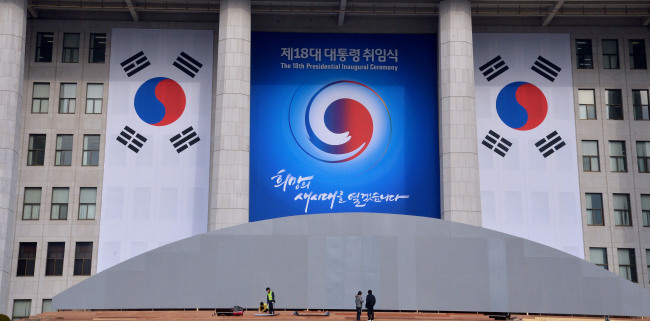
[578,89,596,120]
[45,242,64,276]
[62,33,80,63]
[32,83,49,113]
[606,89,623,120]
[576,39,593,69]
[633,89,649,120]
[82,135,100,166]
[55,135,73,166]
[59,83,76,114]
[12,299,31,320]
[23,188,41,220]
[637,141,650,173]
[17,243,36,277]
[617,248,637,282]
[89,33,106,63]
[586,193,604,226]
[35,32,53,62]
[582,141,600,172]
[629,39,647,69]
[42,299,52,313]
[589,247,608,270]
[86,84,103,114]
[642,195,650,227]
[603,39,619,69]
[79,188,97,220]
[51,187,69,220]
[613,194,632,226]
[27,134,46,166]
[74,242,93,275]
[609,141,627,172]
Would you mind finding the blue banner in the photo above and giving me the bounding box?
[250,32,439,221]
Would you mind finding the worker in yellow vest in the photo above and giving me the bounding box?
[266,287,276,314]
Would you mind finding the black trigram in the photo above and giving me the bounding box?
[170,126,200,153]
[120,51,151,77]
[117,126,148,153]
[481,130,512,157]
[531,56,561,82]
[173,52,203,78]
[535,131,566,158]
[479,55,509,81]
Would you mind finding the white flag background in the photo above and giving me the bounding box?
[99,29,213,271]
[474,33,584,258]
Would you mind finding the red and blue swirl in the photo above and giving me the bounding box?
[496,81,547,131]
[290,80,391,164]
[134,77,186,126]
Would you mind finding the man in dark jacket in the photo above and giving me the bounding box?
[365,290,376,321]
[266,287,275,314]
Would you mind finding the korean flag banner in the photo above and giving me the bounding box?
[99,29,213,272]
[474,33,584,258]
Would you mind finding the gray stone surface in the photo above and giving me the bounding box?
[53,213,650,316]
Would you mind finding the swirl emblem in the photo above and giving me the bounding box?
[289,80,391,164]
[134,77,186,126]
[496,81,548,131]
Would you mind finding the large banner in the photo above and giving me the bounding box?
[99,29,213,271]
[250,32,438,221]
[474,33,584,258]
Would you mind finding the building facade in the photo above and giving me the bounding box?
[2,0,650,318]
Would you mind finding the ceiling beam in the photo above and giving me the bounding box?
[27,6,39,18]
[125,0,140,21]
[338,0,347,26]
[542,0,564,26]
[643,17,650,26]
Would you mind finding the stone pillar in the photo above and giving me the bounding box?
[438,0,482,226]
[0,0,26,315]
[209,0,251,230]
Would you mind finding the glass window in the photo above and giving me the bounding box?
[576,39,593,69]
[586,193,604,226]
[45,242,64,276]
[62,33,80,63]
[637,141,650,173]
[633,89,649,120]
[79,188,97,220]
[86,84,103,114]
[51,187,69,220]
[613,194,632,226]
[642,195,650,227]
[32,83,49,113]
[55,134,73,166]
[23,187,41,220]
[606,89,623,120]
[603,39,619,69]
[609,141,627,172]
[74,242,93,275]
[589,247,608,270]
[59,83,76,114]
[578,89,596,120]
[12,299,31,320]
[27,134,46,166]
[17,242,36,277]
[618,248,637,282]
[582,141,600,172]
[82,135,100,166]
[42,299,52,313]
[89,33,106,63]
[35,32,53,62]
[629,39,647,69]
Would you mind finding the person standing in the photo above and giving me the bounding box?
[266,287,276,314]
[365,290,376,321]
[355,291,364,321]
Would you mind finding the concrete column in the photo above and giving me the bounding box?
[438,0,481,226]
[0,0,26,315]
[209,0,251,230]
